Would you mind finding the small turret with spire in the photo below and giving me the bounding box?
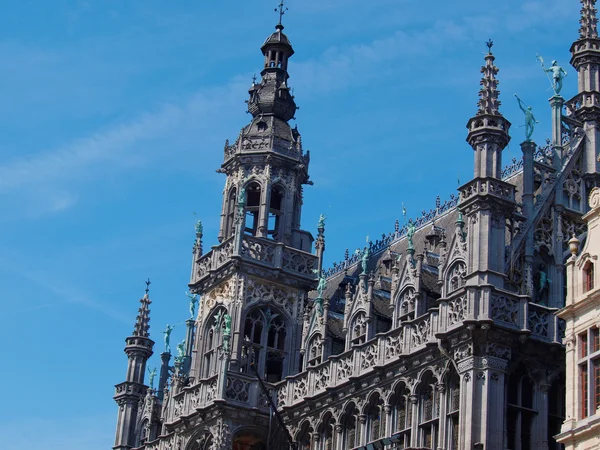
[113,280,155,450]
[466,39,511,180]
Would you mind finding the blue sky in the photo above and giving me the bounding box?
[0,0,579,448]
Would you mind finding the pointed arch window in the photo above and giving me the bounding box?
[296,421,313,450]
[317,412,335,450]
[418,372,440,449]
[193,432,214,450]
[307,334,323,367]
[340,403,358,449]
[507,368,536,450]
[391,382,412,447]
[351,312,367,345]
[446,261,467,294]
[244,182,261,236]
[446,371,460,450]
[226,188,237,237]
[365,393,385,444]
[203,308,227,378]
[242,306,287,382]
[268,185,285,240]
[397,287,417,323]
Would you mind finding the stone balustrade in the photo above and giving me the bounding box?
[276,290,564,409]
[460,178,516,203]
[194,235,317,283]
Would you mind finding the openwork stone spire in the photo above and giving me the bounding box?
[477,40,501,116]
[132,280,152,337]
[580,0,599,39]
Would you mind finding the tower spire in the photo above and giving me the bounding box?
[580,0,598,39]
[477,39,501,116]
[133,279,152,337]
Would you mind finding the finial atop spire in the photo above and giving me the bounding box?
[275,0,288,26]
[133,281,152,337]
[476,40,501,116]
[580,0,599,39]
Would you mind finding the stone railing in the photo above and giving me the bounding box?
[193,235,317,283]
[165,372,275,425]
[460,178,515,203]
[276,290,563,409]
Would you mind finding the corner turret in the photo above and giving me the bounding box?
[113,282,155,450]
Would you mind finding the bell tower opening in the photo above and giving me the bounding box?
[244,182,261,236]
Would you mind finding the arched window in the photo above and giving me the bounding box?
[232,432,266,450]
[446,261,466,294]
[507,368,536,450]
[244,182,262,236]
[397,287,417,323]
[351,312,367,345]
[296,421,313,450]
[584,261,595,292]
[203,308,227,378]
[192,432,214,450]
[317,412,335,450]
[242,306,287,382]
[268,185,285,240]
[307,334,323,367]
[225,188,237,237]
[391,382,412,447]
[418,372,440,449]
[340,403,358,449]
[365,393,385,444]
[446,370,460,450]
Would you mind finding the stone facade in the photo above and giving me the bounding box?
[555,187,600,449]
[113,2,600,450]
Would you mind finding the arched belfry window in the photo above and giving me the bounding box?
[244,182,261,236]
[203,307,228,378]
[268,185,285,240]
[226,188,237,237]
[241,306,287,382]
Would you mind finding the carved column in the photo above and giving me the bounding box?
[409,394,419,448]
[537,383,551,450]
[334,424,343,450]
[358,414,367,447]
[458,355,508,450]
[384,405,393,437]
[550,95,565,164]
[436,384,447,450]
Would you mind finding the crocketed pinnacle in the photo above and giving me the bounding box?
[477,48,501,116]
[132,292,152,337]
[580,0,599,39]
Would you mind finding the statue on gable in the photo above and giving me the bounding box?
[148,367,157,390]
[163,324,176,353]
[317,214,326,230]
[407,219,416,250]
[537,55,567,95]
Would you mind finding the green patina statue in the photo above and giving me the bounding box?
[223,314,232,337]
[163,324,175,353]
[538,56,567,95]
[195,220,203,236]
[176,340,186,359]
[186,291,199,319]
[316,274,327,298]
[515,94,538,141]
[361,245,370,274]
[238,187,247,207]
[317,214,326,229]
[147,367,157,390]
[407,219,416,250]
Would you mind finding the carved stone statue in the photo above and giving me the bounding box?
[515,94,538,141]
[238,188,247,207]
[317,214,326,230]
[186,291,199,319]
[163,324,175,353]
[148,367,157,390]
[195,220,203,236]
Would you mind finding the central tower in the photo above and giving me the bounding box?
[157,14,317,450]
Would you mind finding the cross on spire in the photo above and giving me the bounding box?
[144,278,151,295]
[580,0,598,38]
[485,38,494,53]
[275,1,288,26]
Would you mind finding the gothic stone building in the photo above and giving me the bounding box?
[113,2,600,449]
